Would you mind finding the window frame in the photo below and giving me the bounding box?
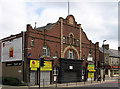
[105,57,108,64]
[67,49,75,59]
[31,38,34,46]
[53,67,59,75]
[70,34,73,45]
[63,36,66,43]
[76,39,79,46]
[67,37,69,44]
[43,45,50,57]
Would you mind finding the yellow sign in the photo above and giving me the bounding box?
[31,67,37,71]
[89,70,96,72]
[30,60,52,71]
[87,65,95,70]
[30,60,39,68]
[40,61,52,71]
[88,73,94,78]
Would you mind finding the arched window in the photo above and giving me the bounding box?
[67,49,75,59]
[70,34,73,44]
[31,38,34,46]
[43,45,50,56]
[67,37,69,44]
[63,36,66,43]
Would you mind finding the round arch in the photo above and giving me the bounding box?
[63,46,80,59]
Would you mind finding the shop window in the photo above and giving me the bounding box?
[67,37,69,44]
[67,49,75,59]
[63,36,66,43]
[114,70,118,75]
[70,34,73,45]
[31,38,34,46]
[43,45,50,57]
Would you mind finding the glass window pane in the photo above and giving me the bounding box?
[67,37,69,44]
[63,36,66,43]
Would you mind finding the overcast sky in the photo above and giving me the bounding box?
[0,0,119,49]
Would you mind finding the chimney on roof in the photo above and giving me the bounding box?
[118,47,120,51]
[102,44,109,50]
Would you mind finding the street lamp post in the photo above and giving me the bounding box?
[103,40,106,81]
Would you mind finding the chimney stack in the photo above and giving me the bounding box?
[102,44,109,50]
[118,47,120,51]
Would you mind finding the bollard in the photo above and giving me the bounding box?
[84,80,85,85]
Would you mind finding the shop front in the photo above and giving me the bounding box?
[58,58,83,83]
[110,66,120,77]
[29,59,53,85]
[87,64,96,81]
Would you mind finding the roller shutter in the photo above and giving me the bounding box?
[64,71,77,83]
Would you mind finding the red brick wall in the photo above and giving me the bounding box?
[26,15,100,83]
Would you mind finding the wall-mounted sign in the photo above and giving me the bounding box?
[30,60,39,68]
[88,72,94,78]
[1,37,22,62]
[40,61,52,71]
[87,64,95,70]
[69,66,73,70]
[111,66,120,69]
[6,61,22,66]
[30,60,52,71]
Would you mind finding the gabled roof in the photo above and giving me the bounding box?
[99,47,120,58]
[99,47,109,54]
[109,49,120,57]
[35,23,55,31]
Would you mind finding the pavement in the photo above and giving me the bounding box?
[1,76,119,89]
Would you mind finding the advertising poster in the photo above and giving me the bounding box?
[1,37,22,62]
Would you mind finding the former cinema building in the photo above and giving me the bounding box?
[0,15,100,85]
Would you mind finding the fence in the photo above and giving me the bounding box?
[27,77,107,89]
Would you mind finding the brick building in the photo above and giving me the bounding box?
[99,45,120,79]
[0,15,100,85]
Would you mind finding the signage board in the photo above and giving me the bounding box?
[40,61,52,71]
[30,60,39,68]
[6,61,22,66]
[88,70,96,72]
[1,37,22,62]
[87,64,95,70]
[30,60,52,71]
[111,66,120,69]
[88,72,94,78]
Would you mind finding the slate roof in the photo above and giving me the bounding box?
[109,49,120,57]
[35,23,55,31]
[99,47,120,58]
[99,47,109,54]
